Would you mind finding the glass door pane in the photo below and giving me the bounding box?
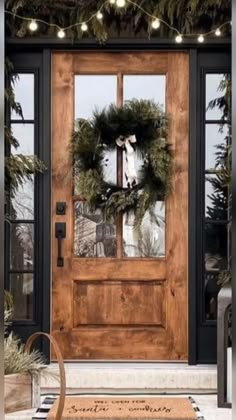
[122,75,166,257]
[74,75,117,257]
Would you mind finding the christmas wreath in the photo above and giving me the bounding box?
[71,99,172,225]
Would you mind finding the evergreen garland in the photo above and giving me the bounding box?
[71,99,171,225]
[5,0,231,43]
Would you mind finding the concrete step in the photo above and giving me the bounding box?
[41,363,217,394]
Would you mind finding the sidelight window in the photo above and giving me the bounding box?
[8,74,35,321]
[204,73,231,321]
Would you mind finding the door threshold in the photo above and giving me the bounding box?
[49,361,216,369]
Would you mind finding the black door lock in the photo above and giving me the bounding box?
[56,202,66,215]
[55,222,66,267]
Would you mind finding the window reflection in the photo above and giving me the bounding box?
[10,273,33,320]
[10,179,34,220]
[74,201,116,257]
[205,176,228,221]
[123,75,166,257]
[123,203,165,258]
[205,272,220,320]
[74,75,117,189]
[204,73,230,321]
[11,74,34,120]
[205,124,229,170]
[205,224,228,271]
[75,75,117,119]
[124,75,166,110]
[9,73,35,322]
[204,222,228,320]
[10,223,34,270]
[74,75,167,258]
[204,221,228,320]
[11,124,34,156]
[74,76,117,256]
[206,74,227,120]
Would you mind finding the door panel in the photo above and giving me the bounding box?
[51,52,189,360]
[73,281,166,327]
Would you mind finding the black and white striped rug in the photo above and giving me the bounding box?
[188,397,205,419]
[32,396,56,419]
[32,396,205,420]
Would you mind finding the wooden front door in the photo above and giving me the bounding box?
[51,52,189,360]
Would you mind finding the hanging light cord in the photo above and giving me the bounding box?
[5,0,231,42]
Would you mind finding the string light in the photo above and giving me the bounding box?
[57,28,65,38]
[151,18,160,30]
[175,34,183,43]
[5,0,231,43]
[29,19,38,31]
[81,22,88,31]
[198,34,204,43]
[97,11,103,20]
[116,0,126,7]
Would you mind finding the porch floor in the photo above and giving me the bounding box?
[5,394,231,420]
[5,364,232,419]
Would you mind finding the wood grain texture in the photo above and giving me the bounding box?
[52,329,174,360]
[73,281,166,327]
[72,52,168,74]
[4,374,32,413]
[51,53,74,337]
[51,52,189,360]
[72,259,166,280]
[166,53,189,360]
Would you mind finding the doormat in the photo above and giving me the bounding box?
[32,396,205,420]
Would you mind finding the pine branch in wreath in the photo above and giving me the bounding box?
[71,99,172,225]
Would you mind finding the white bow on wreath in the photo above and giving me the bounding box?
[116,134,138,189]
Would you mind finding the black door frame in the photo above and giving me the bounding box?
[5,50,51,357]
[196,51,231,363]
[6,39,231,363]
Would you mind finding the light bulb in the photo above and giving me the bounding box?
[97,11,103,20]
[109,0,116,3]
[116,0,126,7]
[57,29,65,38]
[215,28,221,36]
[175,34,183,43]
[198,34,204,43]
[29,19,38,31]
[151,19,160,29]
[81,22,88,31]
